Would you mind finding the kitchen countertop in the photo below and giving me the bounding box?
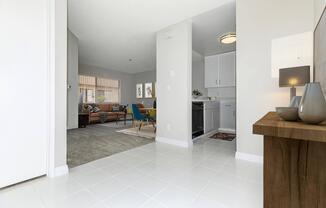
[192,97,235,102]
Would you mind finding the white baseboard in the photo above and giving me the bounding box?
[235,152,263,164]
[156,136,192,148]
[48,165,69,178]
[218,128,236,134]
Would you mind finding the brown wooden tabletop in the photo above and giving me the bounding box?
[253,112,326,143]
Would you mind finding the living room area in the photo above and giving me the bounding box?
[67,28,157,167]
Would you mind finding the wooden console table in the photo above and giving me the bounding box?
[253,112,326,208]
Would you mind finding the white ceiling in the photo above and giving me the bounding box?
[192,2,236,56]
[68,0,235,74]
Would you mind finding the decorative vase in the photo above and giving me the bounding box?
[289,96,302,107]
[298,83,326,124]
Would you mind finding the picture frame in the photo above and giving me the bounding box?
[144,82,153,98]
[136,83,143,98]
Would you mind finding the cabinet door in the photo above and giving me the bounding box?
[204,55,219,88]
[213,103,220,129]
[220,100,236,130]
[204,102,219,133]
[204,109,212,133]
[218,52,235,87]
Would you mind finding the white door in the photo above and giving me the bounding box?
[218,52,236,87]
[0,0,48,188]
[204,55,219,88]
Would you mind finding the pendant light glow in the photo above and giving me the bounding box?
[219,32,236,44]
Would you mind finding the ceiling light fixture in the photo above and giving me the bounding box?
[219,32,236,44]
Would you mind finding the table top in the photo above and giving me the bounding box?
[253,112,326,143]
[142,108,156,111]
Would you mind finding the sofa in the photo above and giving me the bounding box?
[81,103,127,124]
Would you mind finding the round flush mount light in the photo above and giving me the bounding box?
[219,32,236,44]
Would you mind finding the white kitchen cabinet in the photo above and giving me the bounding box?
[218,52,236,87]
[204,55,219,88]
[204,102,220,133]
[204,52,235,88]
[220,100,236,132]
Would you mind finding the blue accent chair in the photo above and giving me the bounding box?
[132,104,156,131]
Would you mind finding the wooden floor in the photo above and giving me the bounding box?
[67,123,154,168]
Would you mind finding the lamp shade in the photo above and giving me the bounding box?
[279,66,310,87]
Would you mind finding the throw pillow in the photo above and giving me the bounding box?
[93,106,101,113]
[112,105,120,112]
[119,105,127,112]
[87,105,93,112]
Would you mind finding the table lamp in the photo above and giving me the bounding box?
[279,66,310,101]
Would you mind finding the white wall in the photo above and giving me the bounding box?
[67,30,79,129]
[315,0,326,25]
[236,0,314,157]
[51,0,68,174]
[79,64,134,105]
[156,21,193,148]
[132,71,156,107]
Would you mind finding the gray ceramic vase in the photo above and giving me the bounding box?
[299,83,326,124]
[289,96,302,107]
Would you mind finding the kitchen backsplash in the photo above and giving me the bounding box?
[207,87,236,98]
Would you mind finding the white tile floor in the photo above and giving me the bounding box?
[0,138,263,208]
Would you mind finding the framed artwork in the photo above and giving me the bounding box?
[136,83,143,98]
[145,83,153,98]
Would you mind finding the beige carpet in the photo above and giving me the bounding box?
[117,125,156,139]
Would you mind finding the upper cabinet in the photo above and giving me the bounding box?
[204,51,236,88]
[218,52,236,87]
[204,55,219,88]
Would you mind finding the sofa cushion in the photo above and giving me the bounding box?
[90,112,100,117]
[108,112,117,116]
[98,103,111,112]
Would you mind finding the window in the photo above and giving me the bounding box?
[79,75,120,103]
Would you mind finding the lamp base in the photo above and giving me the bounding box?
[290,87,296,101]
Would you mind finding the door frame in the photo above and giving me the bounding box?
[46,0,68,177]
